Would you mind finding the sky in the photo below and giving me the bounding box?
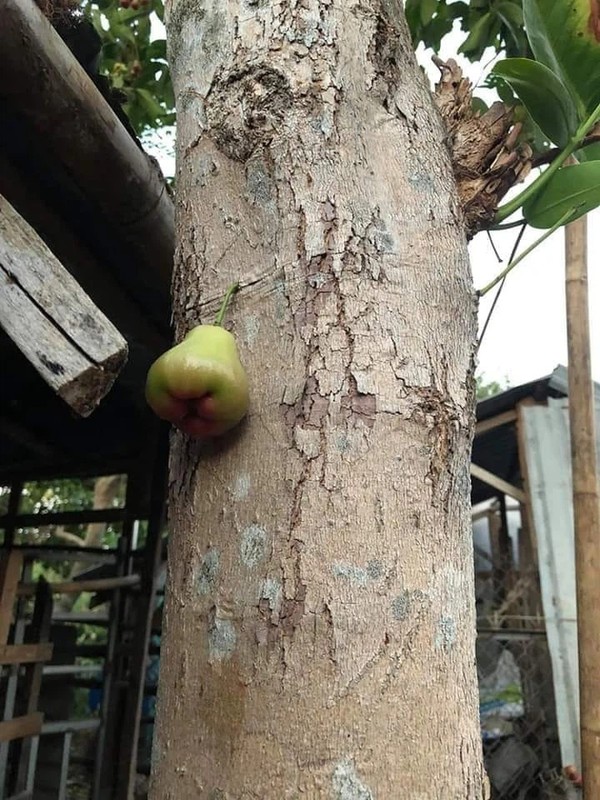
[145,17,600,389]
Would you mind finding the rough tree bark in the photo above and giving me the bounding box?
[151,1,487,798]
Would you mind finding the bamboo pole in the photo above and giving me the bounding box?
[565,214,600,797]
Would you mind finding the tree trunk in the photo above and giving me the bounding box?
[151,2,487,797]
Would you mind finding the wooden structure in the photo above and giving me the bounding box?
[0,2,173,798]
[0,552,53,799]
[471,366,596,797]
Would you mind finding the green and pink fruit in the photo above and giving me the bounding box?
[145,325,249,438]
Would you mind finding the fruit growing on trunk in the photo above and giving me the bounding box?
[145,285,249,438]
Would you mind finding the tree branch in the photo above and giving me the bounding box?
[51,526,85,547]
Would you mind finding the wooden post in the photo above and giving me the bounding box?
[564,214,600,796]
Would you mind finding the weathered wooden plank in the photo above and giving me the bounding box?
[0,195,128,416]
[476,409,517,435]
[0,551,23,644]
[470,463,527,504]
[0,643,53,665]
[0,713,43,743]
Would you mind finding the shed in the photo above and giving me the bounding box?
[0,3,173,798]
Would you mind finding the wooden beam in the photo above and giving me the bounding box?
[0,713,42,743]
[0,151,168,351]
[0,643,53,665]
[476,409,517,436]
[0,195,128,416]
[0,0,174,298]
[470,463,527,504]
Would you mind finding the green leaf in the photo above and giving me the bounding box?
[496,1,525,49]
[420,0,439,26]
[146,39,167,60]
[576,141,600,162]
[523,0,600,117]
[472,96,489,115]
[459,12,496,58]
[134,87,166,119]
[492,58,579,146]
[523,162,600,227]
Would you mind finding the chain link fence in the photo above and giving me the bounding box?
[473,500,580,799]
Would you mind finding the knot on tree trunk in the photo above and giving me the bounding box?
[433,57,532,238]
[207,65,295,162]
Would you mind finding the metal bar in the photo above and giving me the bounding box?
[57,732,72,800]
[116,428,168,798]
[42,664,102,676]
[25,736,38,793]
[93,472,136,800]
[49,611,109,625]
[42,719,101,735]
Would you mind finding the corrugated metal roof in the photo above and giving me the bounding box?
[520,395,600,769]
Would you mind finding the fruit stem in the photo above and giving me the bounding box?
[214,282,240,326]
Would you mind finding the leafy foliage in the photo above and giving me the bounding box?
[81,0,173,133]
[492,58,578,147]
[524,162,600,228]
[476,375,510,400]
[405,0,530,61]
[490,0,600,233]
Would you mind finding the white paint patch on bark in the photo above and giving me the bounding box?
[391,588,427,622]
[333,561,383,587]
[197,548,220,596]
[332,758,374,800]
[260,577,282,618]
[232,472,251,501]
[435,614,457,651]
[240,524,268,567]
[243,314,260,347]
[208,617,237,663]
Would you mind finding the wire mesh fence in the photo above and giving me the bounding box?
[474,500,580,799]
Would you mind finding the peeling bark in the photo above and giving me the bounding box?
[152,2,488,798]
[433,58,532,237]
